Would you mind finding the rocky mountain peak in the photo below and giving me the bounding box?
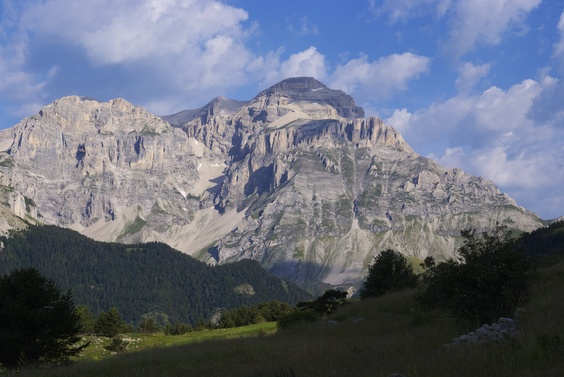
[34,96,168,135]
[252,77,365,119]
[162,96,247,128]
[260,77,326,94]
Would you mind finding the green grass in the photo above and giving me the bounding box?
[76,322,278,361]
[15,261,564,377]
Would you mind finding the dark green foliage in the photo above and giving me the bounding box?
[359,249,418,299]
[139,317,160,334]
[277,309,319,329]
[277,289,349,329]
[0,268,87,370]
[419,226,536,325]
[218,301,295,328]
[0,225,311,325]
[297,289,348,315]
[517,220,564,258]
[76,305,96,334]
[164,322,193,335]
[94,307,128,337]
[105,336,128,352]
[138,311,169,333]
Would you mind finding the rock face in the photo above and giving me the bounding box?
[0,77,543,292]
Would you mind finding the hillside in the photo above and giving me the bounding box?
[518,219,564,257]
[0,226,310,324]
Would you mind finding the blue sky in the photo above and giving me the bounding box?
[0,0,563,219]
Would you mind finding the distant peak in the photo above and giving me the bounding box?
[265,77,326,93]
[257,77,365,119]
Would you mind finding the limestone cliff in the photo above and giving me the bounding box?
[0,78,544,292]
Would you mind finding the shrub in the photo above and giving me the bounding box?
[277,309,319,329]
[359,249,418,299]
[297,289,348,315]
[419,226,536,325]
[164,322,193,335]
[105,336,129,352]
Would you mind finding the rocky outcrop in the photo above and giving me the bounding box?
[446,313,522,346]
[0,78,544,291]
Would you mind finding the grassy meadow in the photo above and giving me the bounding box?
[13,261,564,377]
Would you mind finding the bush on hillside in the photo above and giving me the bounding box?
[277,309,319,329]
[418,226,536,325]
[359,249,418,299]
[297,289,348,315]
[164,322,193,335]
[277,289,349,329]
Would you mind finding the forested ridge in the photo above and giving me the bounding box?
[518,219,564,257]
[0,225,311,325]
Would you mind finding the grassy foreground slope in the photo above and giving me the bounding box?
[17,260,564,377]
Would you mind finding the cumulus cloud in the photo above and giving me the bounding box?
[254,47,328,89]
[375,0,541,58]
[0,2,56,119]
[0,0,260,117]
[329,52,430,101]
[455,61,491,93]
[445,0,541,58]
[386,76,564,218]
[22,0,250,66]
[386,108,412,134]
[554,11,564,59]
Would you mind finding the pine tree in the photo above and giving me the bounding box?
[94,307,127,337]
[0,268,87,370]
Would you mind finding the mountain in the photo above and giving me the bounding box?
[0,77,544,292]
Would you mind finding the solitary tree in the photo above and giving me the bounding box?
[360,249,418,299]
[0,268,86,370]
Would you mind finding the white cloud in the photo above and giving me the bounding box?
[554,11,564,58]
[256,47,328,88]
[371,0,452,22]
[386,108,412,134]
[288,17,319,35]
[329,52,430,101]
[375,0,541,58]
[445,0,541,58]
[387,76,564,218]
[22,0,250,65]
[0,0,261,117]
[455,61,491,93]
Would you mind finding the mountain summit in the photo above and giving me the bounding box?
[255,77,365,119]
[0,78,542,291]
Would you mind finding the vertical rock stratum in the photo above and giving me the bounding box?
[0,77,543,291]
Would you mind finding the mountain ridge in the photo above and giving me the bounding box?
[0,77,545,292]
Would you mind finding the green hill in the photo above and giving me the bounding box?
[0,225,311,325]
